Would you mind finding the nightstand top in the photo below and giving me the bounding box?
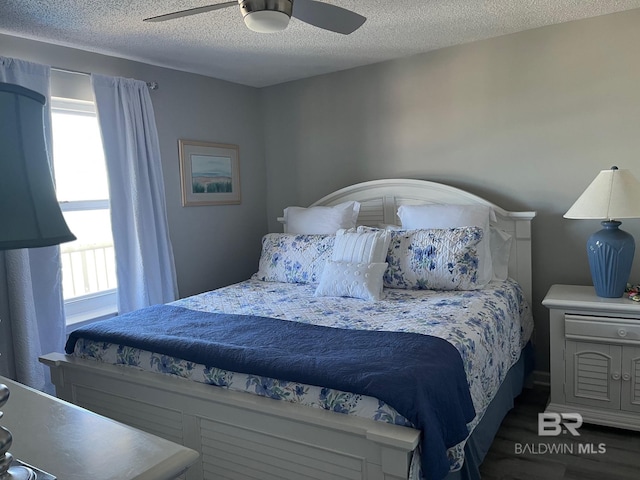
[543,284,640,316]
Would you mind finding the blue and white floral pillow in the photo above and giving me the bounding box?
[383,227,484,291]
[253,233,335,284]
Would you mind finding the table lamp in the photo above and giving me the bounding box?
[0,81,76,479]
[564,166,640,298]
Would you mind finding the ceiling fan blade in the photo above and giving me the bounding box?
[143,1,236,22]
[292,0,366,35]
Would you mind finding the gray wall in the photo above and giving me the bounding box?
[1,33,267,298]
[261,9,640,374]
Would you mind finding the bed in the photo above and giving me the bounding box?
[41,178,536,480]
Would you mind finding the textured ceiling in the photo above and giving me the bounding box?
[2,1,640,88]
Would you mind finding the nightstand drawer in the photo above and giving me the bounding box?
[565,314,640,344]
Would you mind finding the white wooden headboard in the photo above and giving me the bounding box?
[281,178,536,305]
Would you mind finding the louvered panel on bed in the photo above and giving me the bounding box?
[70,383,190,479]
[356,198,385,227]
[73,384,185,445]
[200,417,365,480]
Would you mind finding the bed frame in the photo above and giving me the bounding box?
[41,179,535,480]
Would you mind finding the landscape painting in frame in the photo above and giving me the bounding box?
[179,140,240,206]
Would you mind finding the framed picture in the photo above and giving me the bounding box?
[178,140,240,206]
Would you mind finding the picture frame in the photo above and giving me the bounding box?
[178,140,240,206]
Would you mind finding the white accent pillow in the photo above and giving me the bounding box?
[332,229,391,264]
[315,261,388,301]
[397,204,494,287]
[284,201,361,234]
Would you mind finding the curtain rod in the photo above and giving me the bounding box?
[51,67,159,90]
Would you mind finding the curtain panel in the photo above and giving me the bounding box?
[0,56,65,393]
[91,74,178,314]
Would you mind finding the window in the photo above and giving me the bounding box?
[51,97,117,327]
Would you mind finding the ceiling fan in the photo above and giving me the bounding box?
[143,0,366,35]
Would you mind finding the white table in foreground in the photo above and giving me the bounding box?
[0,377,199,480]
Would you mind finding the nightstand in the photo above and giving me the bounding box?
[543,284,640,430]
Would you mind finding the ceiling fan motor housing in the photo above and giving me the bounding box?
[239,0,293,33]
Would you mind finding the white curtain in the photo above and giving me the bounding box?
[91,74,178,314]
[0,57,65,393]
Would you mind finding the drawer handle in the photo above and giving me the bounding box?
[612,372,621,380]
[618,328,627,337]
[622,373,631,381]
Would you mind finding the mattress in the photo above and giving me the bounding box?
[69,278,533,477]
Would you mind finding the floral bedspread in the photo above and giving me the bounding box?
[71,278,533,476]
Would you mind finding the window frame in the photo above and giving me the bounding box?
[51,96,118,331]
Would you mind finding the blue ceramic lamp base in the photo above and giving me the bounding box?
[587,221,635,298]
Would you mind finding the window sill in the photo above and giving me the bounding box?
[64,289,117,334]
[65,307,117,334]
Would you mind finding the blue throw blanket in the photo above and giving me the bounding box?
[66,305,475,480]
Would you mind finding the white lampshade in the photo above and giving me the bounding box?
[243,10,290,33]
[564,167,640,220]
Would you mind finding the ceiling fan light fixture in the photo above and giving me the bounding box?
[243,10,290,33]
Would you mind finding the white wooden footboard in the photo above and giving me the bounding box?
[40,353,420,480]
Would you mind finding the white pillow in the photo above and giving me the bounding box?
[490,227,512,281]
[332,229,391,263]
[284,201,360,234]
[315,261,388,301]
[397,204,494,287]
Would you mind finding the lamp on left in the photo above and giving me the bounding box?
[0,81,76,479]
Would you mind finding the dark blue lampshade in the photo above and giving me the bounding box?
[0,82,76,250]
[565,167,640,298]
